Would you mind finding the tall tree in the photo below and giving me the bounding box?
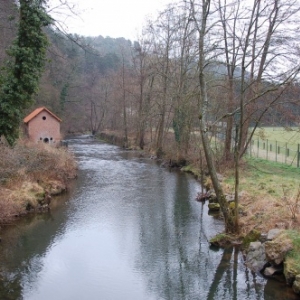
[0,0,52,145]
[214,0,300,231]
[147,8,175,157]
[132,40,152,150]
[189,0,236,232]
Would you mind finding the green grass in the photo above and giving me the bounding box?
[287,230,300,249]
[224,157,300,198]
[286,230,300,274]
[252,127,300,151]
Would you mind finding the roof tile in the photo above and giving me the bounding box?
[23,107,62,123]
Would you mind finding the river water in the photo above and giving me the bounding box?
[0,136,298,300]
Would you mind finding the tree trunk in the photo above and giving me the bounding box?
[191,0,236,233]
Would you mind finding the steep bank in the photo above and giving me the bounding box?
[0,140,77,223]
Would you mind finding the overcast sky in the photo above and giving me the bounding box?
[49,0,175,40]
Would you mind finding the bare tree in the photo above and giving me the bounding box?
[170,4,199,160]
[146,9,176,157]
[189,0,236,232]
[132,39,154,149]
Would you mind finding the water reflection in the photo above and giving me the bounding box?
[0,137,298,300]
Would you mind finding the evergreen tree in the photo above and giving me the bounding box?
[0,0,52,145]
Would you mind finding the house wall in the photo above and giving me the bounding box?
[27,111,61,145]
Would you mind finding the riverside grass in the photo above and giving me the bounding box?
[223,157,300,234]
[206,156,300,280]
[0,139,77,222]
[225,157,300,198]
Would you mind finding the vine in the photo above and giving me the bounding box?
[0,0,52,145]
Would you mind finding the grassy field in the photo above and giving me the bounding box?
[252,127,300,148]
[249,127,300,166]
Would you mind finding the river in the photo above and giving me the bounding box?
[0,136,297,300]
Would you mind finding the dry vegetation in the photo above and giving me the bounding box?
[0,139,77,223]
[223,158,300,235]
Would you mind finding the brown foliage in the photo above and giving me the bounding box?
[0,140,77,223]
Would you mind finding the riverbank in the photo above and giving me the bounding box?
[98,130,300,234]
[0,139,77,224]
[98,129,300,295]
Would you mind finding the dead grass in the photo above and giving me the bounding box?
[0,139,77,223]
[223,158,300,235]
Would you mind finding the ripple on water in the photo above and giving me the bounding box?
[0,137,297,300]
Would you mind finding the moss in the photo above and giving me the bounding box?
[209,233,235,247]
[208,203,220,211]
[242,229,261,248]
[284,256,300,285]
[285,230,300,277]
[228,202,245,214]
[229,202,235,210]
[181,164,200,178]
[210,233,228,245]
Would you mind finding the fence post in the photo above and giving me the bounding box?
[297,144,300,168]
[276,141,278,162]
[266,139,269,160]
[285,142,287,164]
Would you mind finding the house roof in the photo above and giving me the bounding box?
[23,107,62,124]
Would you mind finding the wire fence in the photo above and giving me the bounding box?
[246,138,300,168]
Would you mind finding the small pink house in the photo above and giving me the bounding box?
[23,107,62,145]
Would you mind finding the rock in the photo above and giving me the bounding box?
[293,274,300,294]
[208,203,220,211]
[225,194,235,202]
[264,266,283,277]
[267,229,284,241]
[265,235,293,265]
[208,192,217,203]
[259,233,268,243]
[245,241,268,273]
[243,229,261,248]
[209,233,232,247]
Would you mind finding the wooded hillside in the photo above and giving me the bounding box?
[0,0,300,158]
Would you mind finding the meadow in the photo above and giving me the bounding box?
[252,127,300,150]
[249,127,300,167]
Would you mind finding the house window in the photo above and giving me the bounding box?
[43,138,49,143]
[42,116,46,120]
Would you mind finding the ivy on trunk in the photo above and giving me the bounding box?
[0,0,52,145]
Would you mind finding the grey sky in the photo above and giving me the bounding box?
[49,0,175,39]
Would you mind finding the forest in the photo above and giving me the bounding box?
[1,0,300,233]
